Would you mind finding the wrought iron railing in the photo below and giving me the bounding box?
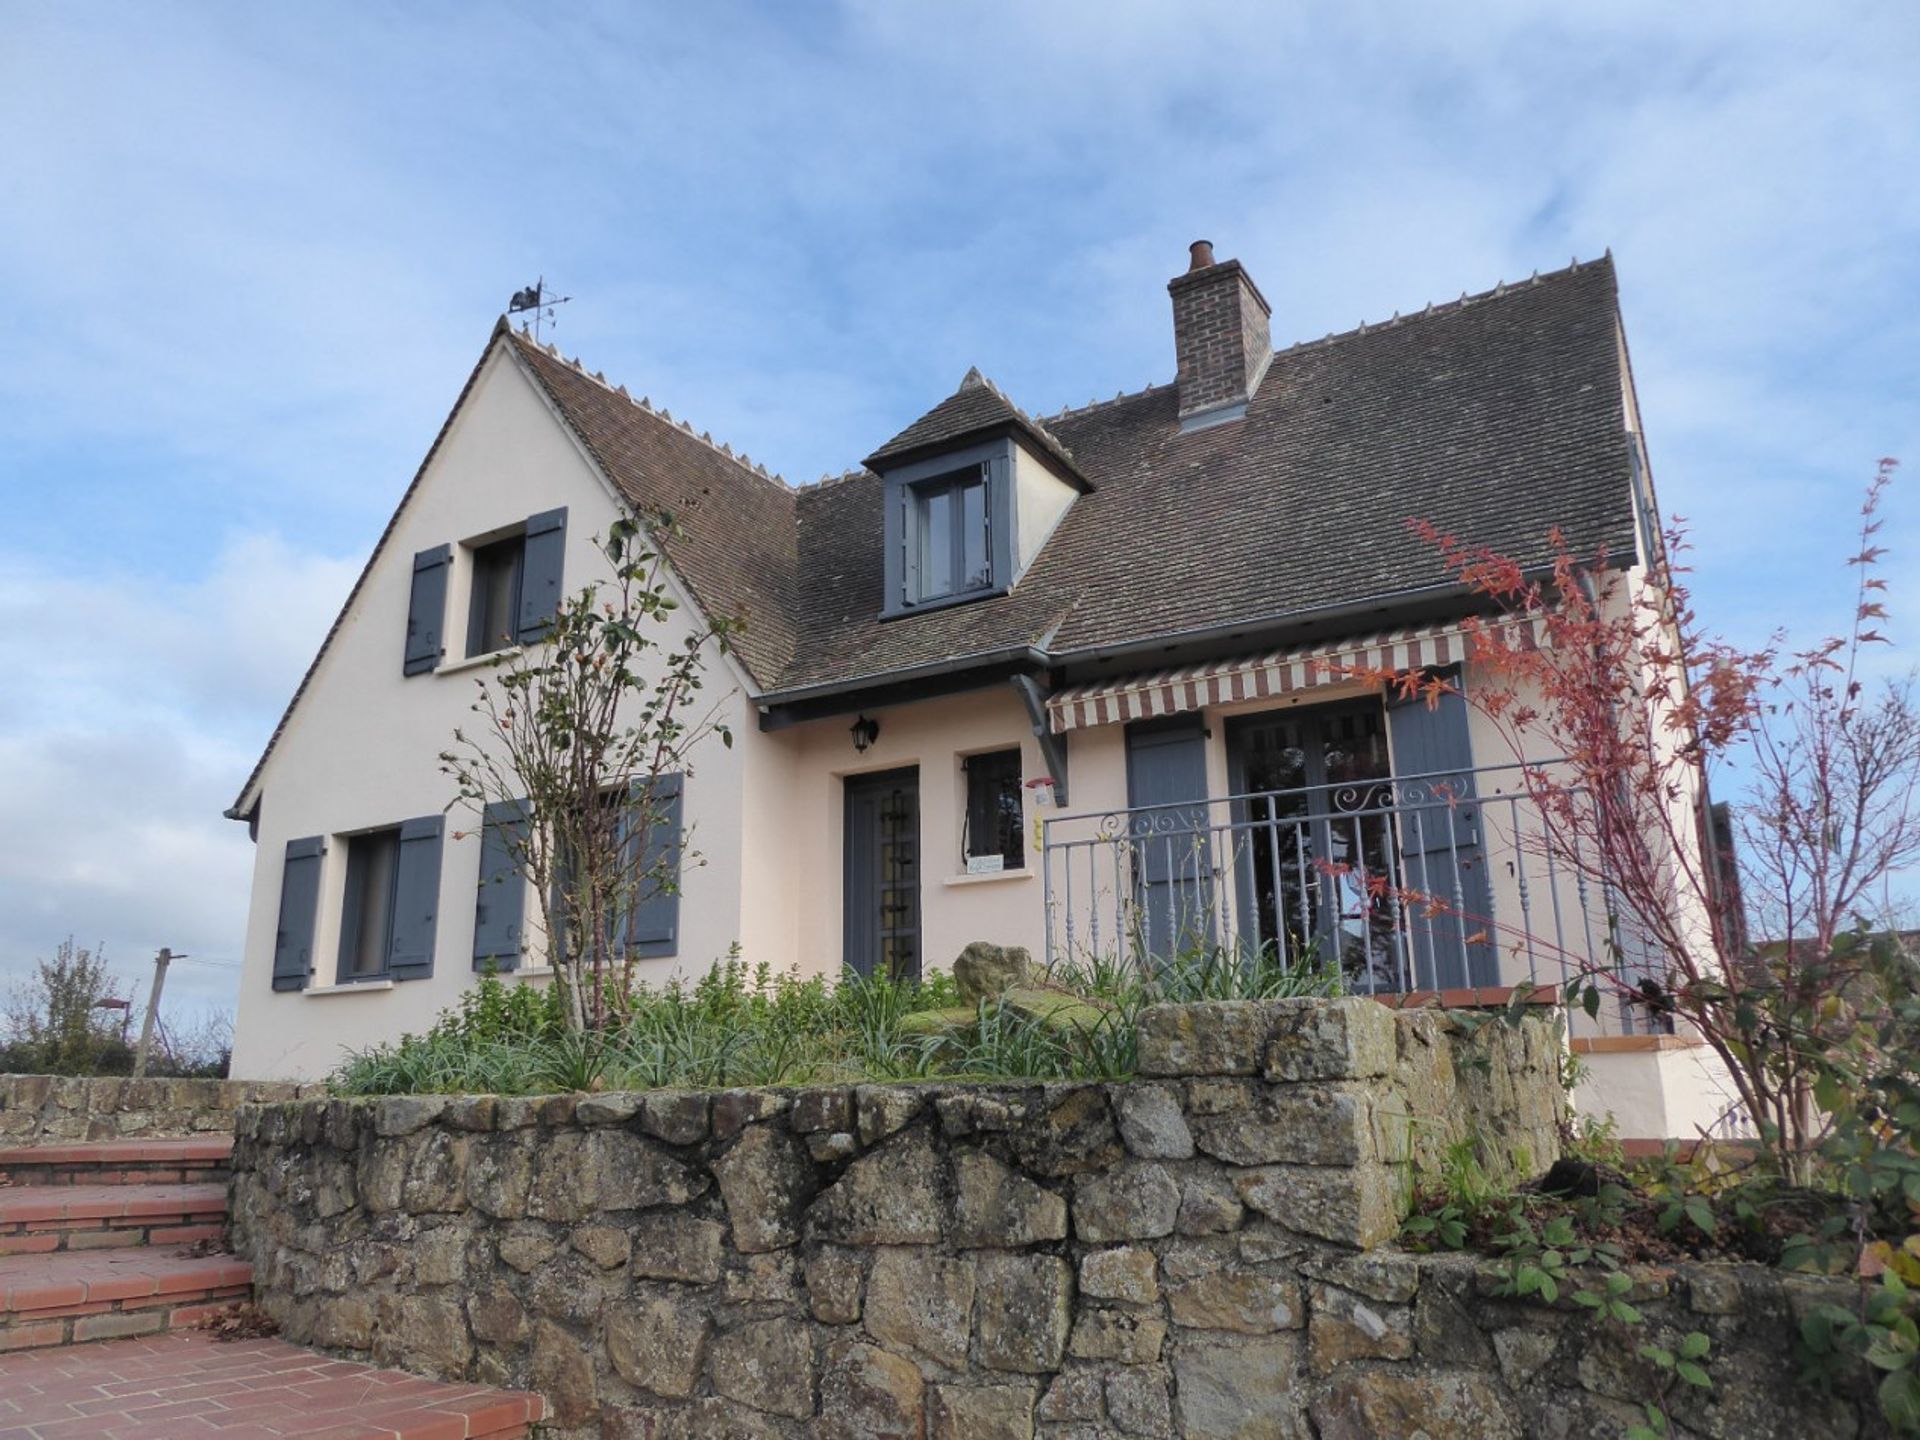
[1039,761,1661,1035]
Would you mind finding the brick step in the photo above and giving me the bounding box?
[0,1246,252,1352]
[0,1182,229,1255]
[0,1136,233,1188]
[0,1329,545,1437]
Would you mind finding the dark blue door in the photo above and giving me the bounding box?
[844,768,921,981]
[1125,718,1213,964]
[1386,676,1497,989]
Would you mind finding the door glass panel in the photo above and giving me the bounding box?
[1231,704,1397,990]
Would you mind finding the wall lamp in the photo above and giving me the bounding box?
[850,715,880,754]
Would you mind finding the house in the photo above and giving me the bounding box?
[225,240,1741,1140]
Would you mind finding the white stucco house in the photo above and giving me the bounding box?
[226,241,1742,1140]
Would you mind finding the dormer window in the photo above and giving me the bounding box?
[879,440,1015,617]
[909,464,992,603]
[867,368,1092,620]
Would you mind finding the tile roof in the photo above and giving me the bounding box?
[771,254,1635,692]
[865,366,1087,483]
[507,334,802,686]
[232,254,1636,812]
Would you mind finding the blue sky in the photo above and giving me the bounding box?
[1,2,1915,1017]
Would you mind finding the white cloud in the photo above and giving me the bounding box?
[0,532,358,1011]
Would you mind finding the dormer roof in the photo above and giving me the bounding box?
[864,367,1089,488]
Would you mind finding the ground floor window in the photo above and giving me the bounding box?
[338,827,401,981]
[963,749,1024,871]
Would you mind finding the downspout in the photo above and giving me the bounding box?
[1009,675,1069,807]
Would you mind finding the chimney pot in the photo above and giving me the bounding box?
[1188,239,1216,271]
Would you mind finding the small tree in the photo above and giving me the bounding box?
[441,515,738,1033]
[2,938,133,1075]
[1359,461,1913,1182]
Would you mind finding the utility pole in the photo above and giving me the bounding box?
[132,948,175,1079]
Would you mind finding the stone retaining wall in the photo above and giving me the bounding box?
[227,999,1867,1436]
[0,1075,319,1142]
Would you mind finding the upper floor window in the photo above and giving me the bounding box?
[879,441,1014,619]
[911,466,991,604]
[467,535,526,657]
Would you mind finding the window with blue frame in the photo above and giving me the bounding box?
[908,465,992,604]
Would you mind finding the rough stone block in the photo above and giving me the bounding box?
[1072,1162,1179,1242]
[1078,1246,1159,1305]
[607,1293,710,1399]
[709,1317,816,1419]
[1190,1082,1375,1167]
[1166,1269,1302,1334]
[808,1128,944,1246]
[976,1253,1072,1374]
[1007,1087,1123,1177]
[928,1382,1037,1440]
[1112,1084,1194,1159]
[1037,1371,1104,1423]
[1263,997,1396,1081]
[818,1341,926,1440]
[1137,1003,1268,1077]
[1233,1164,1400,1250]
[1173,1335,1311,1439]
[712,1124,815,1253]
[1310,1369,1520,1440]
[628,1211,727,1284]
[1308,1283,1414,1372]
[866,1250,977,1370]
[951,1150,1068,1248]
[807,1246,866,1324]
[575,1092,643,1125]
[1104,1367,1174,1437]
[638,1090,711,1146]
[1067,1308,1166,1364]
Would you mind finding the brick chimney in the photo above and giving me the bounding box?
[1167,239,1272,428]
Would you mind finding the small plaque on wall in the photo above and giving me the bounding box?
[966,854,1005,876]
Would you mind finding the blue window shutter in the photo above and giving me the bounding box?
[516,508,567,644]
[404,545,452,676]
[1124,719,1214,964]
[1386,670,1496,988]
[626,774,684,958]
[387,815,444,980]
[473,800,528,972]
[272,837,324,992]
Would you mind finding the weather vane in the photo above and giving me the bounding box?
[507,276,571,342]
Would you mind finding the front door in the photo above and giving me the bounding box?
[1125,717,1215,964]
[844,767,921,981]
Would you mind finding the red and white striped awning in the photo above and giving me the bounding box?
[1044,618,1547,733]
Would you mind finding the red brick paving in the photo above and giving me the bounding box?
[0,1142,233,1170]
[0,1330,544,1438]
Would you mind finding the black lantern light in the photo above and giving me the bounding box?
[850,715,880,753]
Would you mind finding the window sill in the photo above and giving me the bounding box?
[513,966,557,979]
[437,647,522,677]
[306,980,395,997]
[942,868,1035,888]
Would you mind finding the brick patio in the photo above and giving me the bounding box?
[0,1330,544,1439]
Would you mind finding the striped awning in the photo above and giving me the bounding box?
[1044,618,1546,733]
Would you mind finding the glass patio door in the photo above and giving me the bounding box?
[1226,703,1403,990]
